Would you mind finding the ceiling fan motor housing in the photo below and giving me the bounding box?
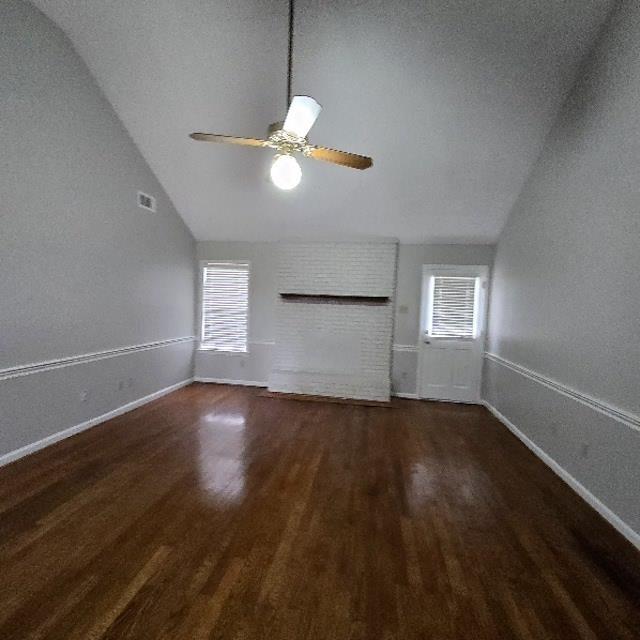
[268,121,284,136]
[267,125,312,157]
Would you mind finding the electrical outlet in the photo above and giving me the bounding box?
[127,377,134,388]
[580,443,590,459]
[80,390,89,403]
[117,380,124,391]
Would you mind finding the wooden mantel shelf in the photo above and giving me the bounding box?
[279,293,390,305]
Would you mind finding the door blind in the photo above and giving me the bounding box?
[201,262,249,352]
[430,276,477,338]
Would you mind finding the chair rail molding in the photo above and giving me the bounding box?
[484,352,640,431]
[0,337,196,382]
[392,344,418,352]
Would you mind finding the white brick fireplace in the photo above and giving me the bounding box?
[268,240,398,401]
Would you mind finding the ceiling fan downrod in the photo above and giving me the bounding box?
[287,0,295,109]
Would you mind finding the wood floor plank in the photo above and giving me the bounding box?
[0,383,638,639]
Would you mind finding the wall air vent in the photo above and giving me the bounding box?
[137,191,156,212]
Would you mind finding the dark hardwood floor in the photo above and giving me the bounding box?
[0,383,638,639]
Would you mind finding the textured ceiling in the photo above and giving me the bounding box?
[32,0,613,242]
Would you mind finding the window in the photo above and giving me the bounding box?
[429,276,478,338]
[200,261,249,352]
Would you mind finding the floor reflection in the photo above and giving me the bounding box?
[197,410,247,504]
[408,461,437,507]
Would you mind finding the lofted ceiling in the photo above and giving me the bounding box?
[31,0,613,242]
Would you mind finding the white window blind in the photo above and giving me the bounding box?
[201,262,249,352]
[430,276,477,338]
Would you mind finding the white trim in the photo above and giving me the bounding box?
[0,337,195,382]
[420,397,480,405]
[392,344,418,353]
[199,260,251,353]
[196,347,249,355]
[420,264,490,341]
[417,265,488,402]
[196,377,415,397]
[194,377,267,387]
[484,352,640,432]
[482,400,640,550]
[0,379,193,468]
[196,339,275,354]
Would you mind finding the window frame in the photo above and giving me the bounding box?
[427,275,479,339]
[198,260,251,354]
[419,264,489,344]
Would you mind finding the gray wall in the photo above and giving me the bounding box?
[485,0,640,537]
[195,241,494,395]
[0,1,196,459]
[195,242,276,385]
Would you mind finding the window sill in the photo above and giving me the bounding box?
[196,346,249,355]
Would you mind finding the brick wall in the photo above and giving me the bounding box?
[269,240,397,401]
[277,241,397,297]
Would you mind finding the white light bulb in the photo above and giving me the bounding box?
[270,154,302,190]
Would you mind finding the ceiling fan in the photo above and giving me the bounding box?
[189,0,373,190]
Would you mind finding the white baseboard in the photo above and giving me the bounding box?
[482,400,640,550]
[196,378,413,399]
[194,377,267,387]
[0,378,193,468]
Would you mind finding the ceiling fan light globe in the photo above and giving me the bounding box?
[270,154,302,190]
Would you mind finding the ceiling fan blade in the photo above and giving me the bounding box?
[189,133,269,147]
[282,96,322,137]
[308,146,373,170]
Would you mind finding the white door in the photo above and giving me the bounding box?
[418,265,488,403]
